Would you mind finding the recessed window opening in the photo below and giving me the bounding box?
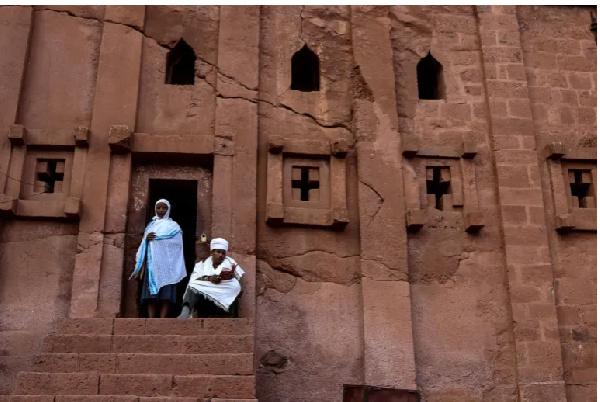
[426,166,451,210]
[291,166,320,201]
[569,169,594,208]
[417,52,444,100]
[37,159,65,193]
[291,45,320,92]
[165,38,196,85]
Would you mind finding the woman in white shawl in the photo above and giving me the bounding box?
[131,199,187,318]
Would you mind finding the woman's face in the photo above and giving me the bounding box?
[155,202,168,218]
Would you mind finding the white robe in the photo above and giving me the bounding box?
[131,216,187,295]
[185,256,244,311]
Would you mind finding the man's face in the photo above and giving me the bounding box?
[211,249,226,264]
[156,202,168,218]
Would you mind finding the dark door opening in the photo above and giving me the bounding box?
[137,179,197,317]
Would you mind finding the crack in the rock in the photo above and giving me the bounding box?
[299,6,307,43]
[260,99,351,130]
[359,179,384,227]
[43,6,351,132]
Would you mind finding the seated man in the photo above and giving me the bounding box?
[178,237,244,318]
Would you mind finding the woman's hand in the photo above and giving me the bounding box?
[146,232,157,241]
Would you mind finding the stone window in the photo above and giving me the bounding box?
[291,44,320,92]
[165,38,196,86]
[568,169,595,208]
[426,166,451,210]
[35,159,65,194]
[291,165,320,202]
[284,158,329,209]
[0,124,87,219]
[417,52,444,100]
[544,143,596,232]
[266,136,349,229]
[402,139,484,233]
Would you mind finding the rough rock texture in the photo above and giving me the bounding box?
[0,5,596,402]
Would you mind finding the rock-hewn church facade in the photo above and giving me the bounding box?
[0,5,596,402]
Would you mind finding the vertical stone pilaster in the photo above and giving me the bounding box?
[0,7,33,198]
[70,7,145,317]
[351,5,417,390]
[476,5,567,401]
[213,5,260,318]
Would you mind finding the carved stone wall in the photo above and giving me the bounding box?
[0,5,596,402]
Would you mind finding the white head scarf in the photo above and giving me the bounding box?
[210,237,228,251]
[153,199,171,221]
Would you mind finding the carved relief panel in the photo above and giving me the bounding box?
[0,124,88,218]
[266,135,349,229]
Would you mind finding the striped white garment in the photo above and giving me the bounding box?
[131,212,187,295]
[185,256,244,311]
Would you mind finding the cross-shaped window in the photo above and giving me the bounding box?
[291,166,320,201]
[426,166,451,210]
[569,169,594,208]
[36,159,65,193]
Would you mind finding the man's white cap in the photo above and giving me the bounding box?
[210,238,228,251]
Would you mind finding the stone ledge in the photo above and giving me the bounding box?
[402,139,479,159]
[555,209,596,232]
[132,133,214,155]
[266,203,349,230]
[267,136,350,158]
[544,142,596,161]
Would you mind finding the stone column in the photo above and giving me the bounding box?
[476,5,567,401]
[351,6,417,390]
[0,7,33,205]
[212,5,260,318]
[69,6,145,317]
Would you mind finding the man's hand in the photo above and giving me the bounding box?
[146,232,157,241]
[220,271,234,280]
[210,275,222,284]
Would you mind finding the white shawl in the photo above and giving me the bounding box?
[130,200,187,294]
[185,256,244,311]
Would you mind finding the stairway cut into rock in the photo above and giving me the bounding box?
[0,318,256,402]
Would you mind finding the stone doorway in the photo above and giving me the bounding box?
[122,163,213,318]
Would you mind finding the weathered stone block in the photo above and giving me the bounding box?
[464,211,485,233]
[544,142,567,160]
[265,202,284,225]
[331,138,349,158]
[402,137,419,158]
[405,208,425,231]
[268,136,284,154]
[108,125,132,154]
[64,197,82,218]
[8,124,27,145]
[75,126,89,147]
[0,194,18,216]
[461,141,478,159]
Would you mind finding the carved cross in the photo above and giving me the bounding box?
[291,166,320,201]
[569,169,593,208]
[37,159,65,193]
[426,166,451,210]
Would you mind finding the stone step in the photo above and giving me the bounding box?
[44,334,254,354]
[57,318,253,336]
[0,397,258,402]
[14,373,255,399]
[33,353,254,375]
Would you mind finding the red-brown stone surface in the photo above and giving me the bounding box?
[0,5,596,402]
